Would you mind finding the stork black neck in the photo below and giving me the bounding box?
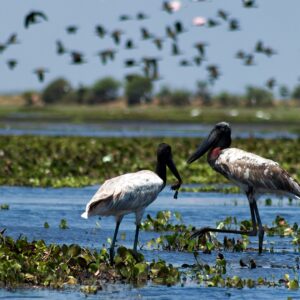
[155,159,167,185]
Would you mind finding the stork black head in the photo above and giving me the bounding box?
[187,122,231,164]
[156,143,182,197]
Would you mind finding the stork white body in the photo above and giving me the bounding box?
[81,142,182,264]
[81,170,164,222]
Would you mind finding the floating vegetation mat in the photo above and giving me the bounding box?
[0,136,299,187]
[1,210,300,294]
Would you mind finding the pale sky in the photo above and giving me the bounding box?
[0,0,299,95]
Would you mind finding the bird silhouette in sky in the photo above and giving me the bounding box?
[141,27,153,40]
[24,11,48,28]
[228,18,240,31]
[194,42,208,57]
[243,0,257,8]
[66,26,78,34]
[95,25,107,38]
[33,68,48,82]
[207,18,220,28]
[217,9,229,21]
[125,39,136,49]
[6,33,19,45]
[7,59,17,70]
[244,54,255,66]
[70,51,85,64]
[119,14,132,21]
[111,30,123,45]
[207,65,220,83]
[136,12,149,20]
[266,77,276,90]
[153,38,164,50]
[56,40,66,55]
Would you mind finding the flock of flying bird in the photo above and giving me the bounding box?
[82,122,300,264]
[0,0,281,90]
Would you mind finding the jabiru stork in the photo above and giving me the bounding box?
[187,122,300,253]
[82,143,182,264]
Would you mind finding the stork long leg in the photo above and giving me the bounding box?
[191,191,258,242]
[253,200,264,254]
[133,223,140,252]
[110,216,123,265]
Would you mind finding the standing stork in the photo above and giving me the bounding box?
[187,122,300,253]
[82,143,182,263]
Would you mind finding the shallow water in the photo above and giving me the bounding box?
[0,121,297,139]
[0,186,300,299]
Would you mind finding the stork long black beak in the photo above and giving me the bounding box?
[187,129,219,164]
[167,157,182,199]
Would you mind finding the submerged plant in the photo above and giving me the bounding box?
[0,204,9,210]
[59,219,69,229]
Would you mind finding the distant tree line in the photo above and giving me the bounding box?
[22,75,300,107]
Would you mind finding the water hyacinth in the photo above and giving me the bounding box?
[0,136,298,188]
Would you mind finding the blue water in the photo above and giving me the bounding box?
[0,186,300,299]
[0,122,297,139]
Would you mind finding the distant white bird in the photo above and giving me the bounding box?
[82,143,182,263]
[187,122,300,253]
[193,17,207,27]
[169,1,182,12]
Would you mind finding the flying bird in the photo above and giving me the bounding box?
[95,25,107,38]
[81,143,182,264]
[33,68,48,82]
[141,27,153,40]
[243,0,257,8]
[136,12,149,20]
[228,18,240,31]
[255,40,264,53]
[153,38,164,50]
[98,49,116,64]
[0,44,6,54]
[266,77,276,90]
[111,30,123,45]
[193,56,203,66]
[194,42,208,57]
[206,65,220,82]
[193,17,206,27]
[174,21,186,34]
[235,50,246,60]
[163,1,181,13]
[56,40,66,55]
[70,51,85,64]
[125,39,136,49]
[171,43,182,56]
[119,14,132,21]
[263,47,277,57]
[207,18,220,28]
[217,9,229,21]
[187,122,300,254]
[124,59,139,67]
[244,54,255,66]
[7,59,17,70]
[6,33,19,45]
[166,26,177,40]
[66,26,78,34]
[179,59,192,67]
[24,11,48,28]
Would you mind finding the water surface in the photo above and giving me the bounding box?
[0,186,300,299]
